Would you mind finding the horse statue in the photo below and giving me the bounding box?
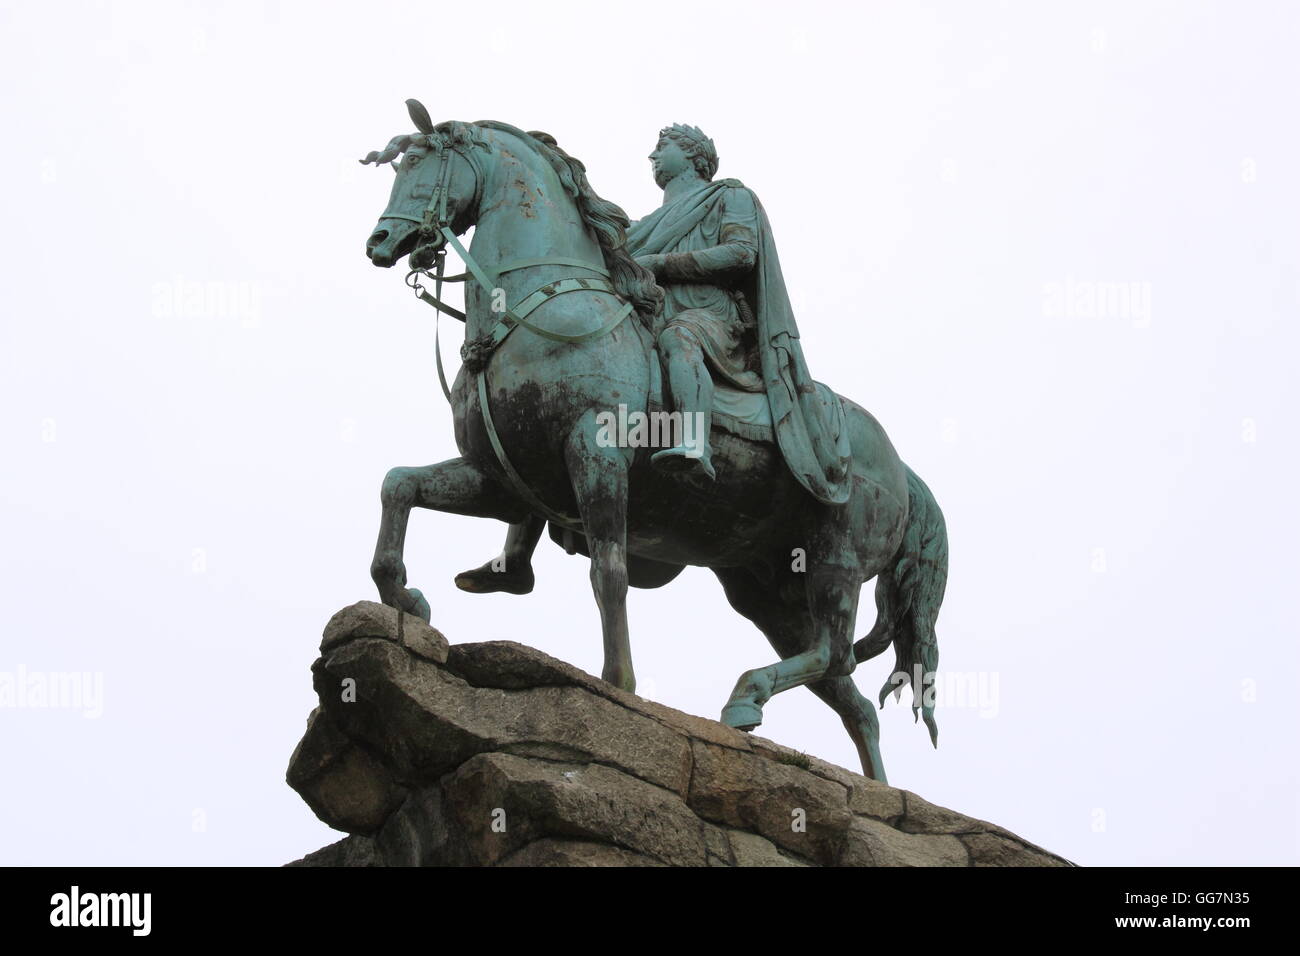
[360,100,948,782]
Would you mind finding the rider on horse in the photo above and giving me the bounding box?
[363,106,949,775]
[455,123,852,595]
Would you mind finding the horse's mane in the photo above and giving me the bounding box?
[471,120,663,323]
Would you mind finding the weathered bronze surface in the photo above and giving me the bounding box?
[361,102,949,781]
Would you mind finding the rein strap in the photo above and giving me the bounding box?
[400,187,633,524]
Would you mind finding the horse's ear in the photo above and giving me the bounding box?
[406,99,434,134]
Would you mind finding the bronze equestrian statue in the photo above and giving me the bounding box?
[361,101,948,782]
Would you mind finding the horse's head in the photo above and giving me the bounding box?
[360,100,487,269]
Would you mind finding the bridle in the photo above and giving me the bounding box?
[389,135,635,523]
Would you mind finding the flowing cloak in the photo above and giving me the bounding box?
[627,178,853,506]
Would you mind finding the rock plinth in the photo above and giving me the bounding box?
[286,602,1072,867]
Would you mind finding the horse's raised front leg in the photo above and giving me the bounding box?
[371,456,528,622]
[565,413,634,692]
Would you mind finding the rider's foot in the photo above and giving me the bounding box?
[454,560,535,595]
[651,445,717,482]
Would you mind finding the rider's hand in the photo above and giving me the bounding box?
[634,253,665,277]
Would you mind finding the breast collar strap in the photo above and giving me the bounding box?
[397,143,635,526]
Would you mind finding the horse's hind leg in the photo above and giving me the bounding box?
[807,676,886,783]
[720,570,860,729]
[371,457,529,622]
[565,414,634,691]
[715,556,884,779]
[714,566,835,731]
[799,536,888,780]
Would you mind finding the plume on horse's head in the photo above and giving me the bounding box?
[359,126,488,167]
[359,100,489,167]
[358,134,415,167]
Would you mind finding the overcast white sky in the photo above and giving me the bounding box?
[1,0,1297,866]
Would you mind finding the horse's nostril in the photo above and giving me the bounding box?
[367,230,388,252]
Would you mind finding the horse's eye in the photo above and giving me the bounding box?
[406,155,421,167]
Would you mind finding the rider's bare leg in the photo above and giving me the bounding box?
[454,513,546,594]
[651,324,716,481]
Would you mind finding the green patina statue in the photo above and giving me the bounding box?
[361,101,949,782]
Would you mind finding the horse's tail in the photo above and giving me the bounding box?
[853,465,949,748]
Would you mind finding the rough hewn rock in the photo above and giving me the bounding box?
[961,831,1068,867]
[439,752,709,866]
[687,739,853,865]
[285,708,407,834]
[322,600,449,663]
[725,829,811,866]
[840,817,969,867]
[286,834,379,867]
[500,838,665,867]
[286,603,1074,867]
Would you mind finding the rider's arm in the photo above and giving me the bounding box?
[652,187,760,282]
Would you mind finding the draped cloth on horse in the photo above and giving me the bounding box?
[627,178,853,506]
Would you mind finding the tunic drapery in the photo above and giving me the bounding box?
[627,179,852,505]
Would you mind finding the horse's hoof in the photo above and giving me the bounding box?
[405,588,432,623]
[454,563,534,595]
[721,700,763,732]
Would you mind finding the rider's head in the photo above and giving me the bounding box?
[650,124,718,187]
